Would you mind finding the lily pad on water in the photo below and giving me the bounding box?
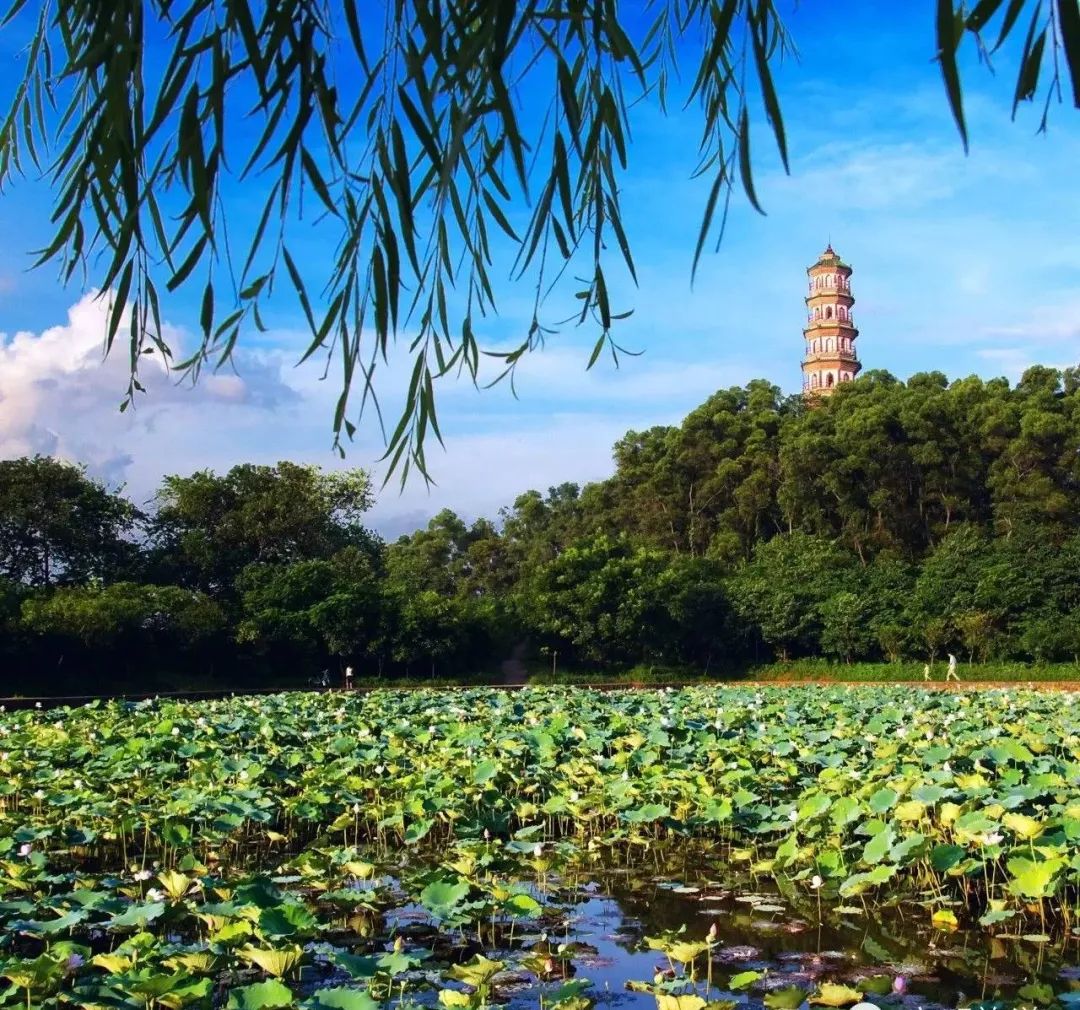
[810,983,864,1007]
[765,987,809,1009]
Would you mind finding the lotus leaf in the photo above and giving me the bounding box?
[305,988,381,1010]
[728,971,762,991]
[448,955,505,987]
[227,979,297,1009]
[810,983,863,1007]
[764,987,809,1009]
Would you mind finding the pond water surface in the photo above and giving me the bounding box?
[374,861,1079,1010]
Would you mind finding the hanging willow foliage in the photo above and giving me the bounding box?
[0,0,1077,482]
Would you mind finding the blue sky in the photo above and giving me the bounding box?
[1,3,1078,537]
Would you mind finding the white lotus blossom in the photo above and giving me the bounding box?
[18,843,32,857]
[146,887,166,902]
[810,875,823,889]
[134,868,152,881]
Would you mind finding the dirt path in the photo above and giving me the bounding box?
[499,641,529,686]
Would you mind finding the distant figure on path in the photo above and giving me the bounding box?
[922,663,931,682]
[344,665,354,690]
[946,653,959,681]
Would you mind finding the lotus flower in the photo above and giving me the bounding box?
[810,875,823,890]
[18,843,31,857]
[892,976,907,994]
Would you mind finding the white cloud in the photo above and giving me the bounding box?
[0,293,299,496]
[982,302,1080,345]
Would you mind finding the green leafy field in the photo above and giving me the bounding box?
[1,687,1079,1008]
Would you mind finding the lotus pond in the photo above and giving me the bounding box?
[1,687,1078,1010]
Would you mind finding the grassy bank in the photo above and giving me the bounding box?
[527,658,1080,684]
[6,659,1079,703]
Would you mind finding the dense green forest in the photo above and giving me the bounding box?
[2,365,1080,694]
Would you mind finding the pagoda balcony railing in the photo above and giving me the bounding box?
[802,350,859,363]
[805,317,856,328]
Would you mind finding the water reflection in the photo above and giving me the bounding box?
[496,870,1079,1010]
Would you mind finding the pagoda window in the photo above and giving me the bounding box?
[826,373,835,388]
[825,306,833,319]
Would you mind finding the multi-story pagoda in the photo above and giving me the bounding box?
[802,245,860,397]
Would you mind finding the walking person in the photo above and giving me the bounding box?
[946,653,959,682]
[922,663,931,682]
[344,665,354,690]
